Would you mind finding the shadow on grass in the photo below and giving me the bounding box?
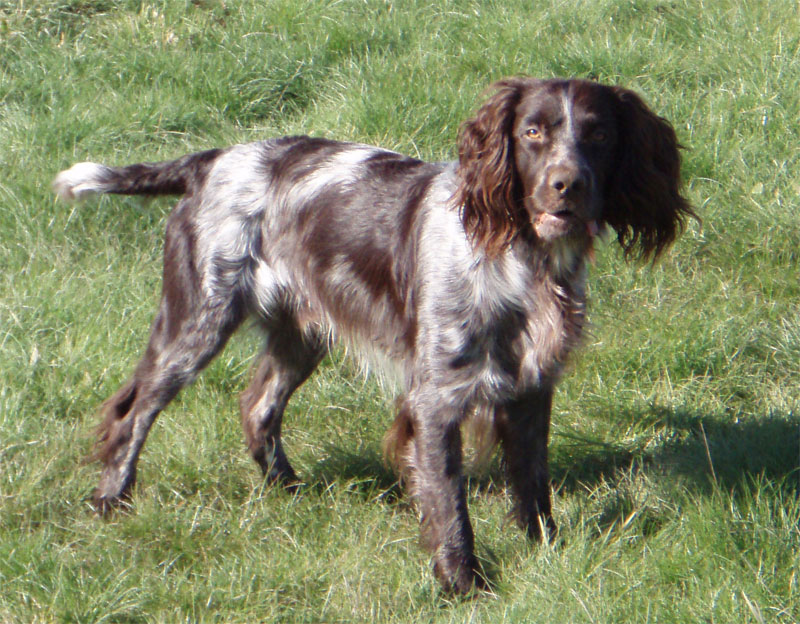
[282,407,798,594]
[302,443,404,504]
[300,440,513,503]
[656,409,799,492]
[550,406,800,496]
[296,406,799,504]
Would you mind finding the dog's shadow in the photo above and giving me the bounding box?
[549,407,799,496]
[293,407,798,594]
[302,443,404,503]
[303,407,799,500]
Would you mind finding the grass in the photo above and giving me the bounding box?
[1,0,799,621]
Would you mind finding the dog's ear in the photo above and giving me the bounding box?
[455,78,530,257]
[603,87,697,261]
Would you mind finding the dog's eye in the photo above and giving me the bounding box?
[525,127,542,140]
[590,129,608,144]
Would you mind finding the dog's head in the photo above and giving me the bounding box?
[455,77,695,260]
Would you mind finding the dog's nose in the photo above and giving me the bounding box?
[548,165,587,197]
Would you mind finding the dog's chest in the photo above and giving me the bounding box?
[428,256,586,403]
[515,276,586,385]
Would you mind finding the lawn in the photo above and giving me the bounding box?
[1,0,798,621]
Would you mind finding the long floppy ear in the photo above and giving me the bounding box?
[454,78,530,257]
[604,87,698,261]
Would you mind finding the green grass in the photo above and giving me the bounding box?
[2,0,799,621]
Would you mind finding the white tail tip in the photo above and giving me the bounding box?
[53,162,112,201]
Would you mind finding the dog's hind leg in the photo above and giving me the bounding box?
[382,398,416,486]
[239,315,325,486]
[92,207,246,513]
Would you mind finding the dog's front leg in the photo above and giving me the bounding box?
[495,387,557,541]
[409,399,482,594]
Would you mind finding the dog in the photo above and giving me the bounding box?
[54,77,694,593]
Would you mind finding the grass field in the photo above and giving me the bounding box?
[1,0,799,621]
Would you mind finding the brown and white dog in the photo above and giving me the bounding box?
[54,77,694,593]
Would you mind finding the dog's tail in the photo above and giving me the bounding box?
[53,148,223,201]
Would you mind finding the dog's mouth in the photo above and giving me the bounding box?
[533,210,599,241]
